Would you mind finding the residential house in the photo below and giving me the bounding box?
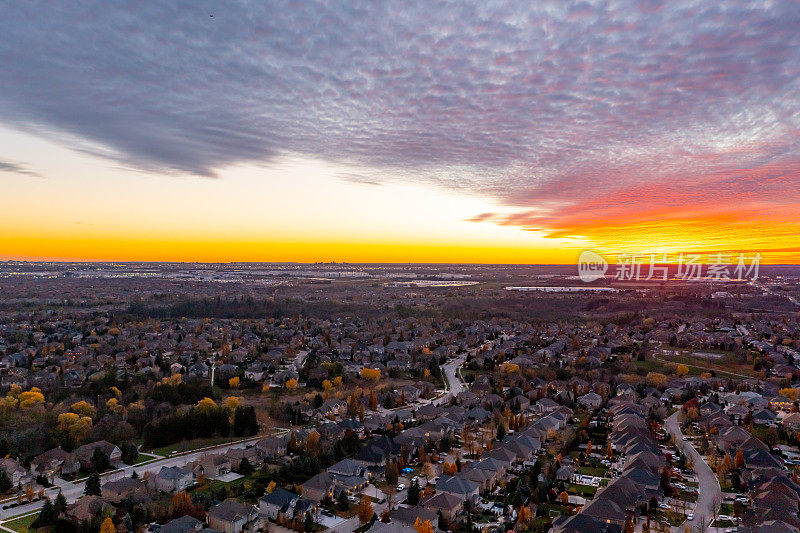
[207,500,261,533]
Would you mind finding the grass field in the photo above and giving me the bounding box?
[151,436,246,456]
[2,513,38,533]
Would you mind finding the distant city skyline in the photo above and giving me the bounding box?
[1,1,798,263]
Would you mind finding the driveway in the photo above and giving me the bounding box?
[665,411,720,531]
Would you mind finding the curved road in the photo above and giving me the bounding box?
[432,353,468,406]
[665,411,720,531]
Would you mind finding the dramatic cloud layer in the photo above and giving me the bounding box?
[1,1,798,251]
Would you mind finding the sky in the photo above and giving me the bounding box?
[1,1,799,264]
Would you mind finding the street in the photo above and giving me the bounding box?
[0,436,264,521]
[665,411,720,531]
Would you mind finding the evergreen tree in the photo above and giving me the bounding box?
[303,512,314,532]
[90,447,111,473]
[237,458,254,475]
[85,473,101,496]
[33,498,56,527]
[0,470,12,493]
[55,491,68,513]
[407,479,421,505]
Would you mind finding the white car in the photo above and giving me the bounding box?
[658,503,670,510]
[396,483,405,491]
[687,514,694,521]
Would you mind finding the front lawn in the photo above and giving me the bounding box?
[567,483,597,497]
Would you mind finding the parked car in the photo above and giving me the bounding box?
[396,483,405,491]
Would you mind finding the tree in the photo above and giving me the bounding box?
[288,431,299,453]
[19,387,45,409]
[385,461,399,488]
[676,364,690,377]
[100,517,115,533]
[361,368,381,381]
[496,423,506,441]
[337,491,349,511]
[0,470,12,493]
[121,443,139,465]
[34,498,56,528]
[228,377,240,389]
[237,458,254,475]
[55,492,67,513]
[91,447,111,472]
[414,518,434,533]
[357,496,374,524]
[285,378,298,390]
[517,505,532,525]
[735,449,745,469]
[306,431,320,455]
[559,491,569,504]
[71,400,97,419]
[646,372,668,388]
[233,405,259,437]
[267,481,277,493]
[85,472,101,496]
[407,479,421,505]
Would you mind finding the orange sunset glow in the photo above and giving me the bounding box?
[1,2,799,264]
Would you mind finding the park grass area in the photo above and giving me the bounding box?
[2,513,38,533]
[151,436,245,456]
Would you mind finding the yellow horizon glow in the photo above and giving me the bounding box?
[1,125,798,265]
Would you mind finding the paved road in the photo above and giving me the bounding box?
[0,436,263,521]
[432,353,467,406]
[665,411,720,531]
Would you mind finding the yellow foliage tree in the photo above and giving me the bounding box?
[357,496,374,524]
[71,400,96,418]
[57,412,93,443]
[361,368,381,381]
[196,397,217,412]
[646,372,668,388]
[224,396,241,411]
[19,388,45,409]
[99,518,115,533]
[229,376,240,389]
[285,378,298,390]
[414,518,434,533]
[780,388,798,401]
[106,397,124,415]
[333,376,342,387]
[306,431,320,454]
[676,364,690,377]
